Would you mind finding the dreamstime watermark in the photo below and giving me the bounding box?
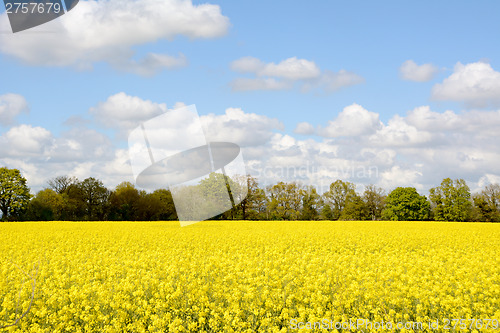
[290,318,500,331]
[291,318,425,331]
[2,0,79,33]
[128,104,248,226]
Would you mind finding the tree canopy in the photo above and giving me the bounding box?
[382,187,430,221]
[1,167,500,222]
[0,167,32,221]
[429,178,472,222]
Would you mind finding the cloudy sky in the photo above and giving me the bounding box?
[1,0,500,194]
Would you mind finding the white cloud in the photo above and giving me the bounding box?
[477,174,500,189]
[229,78,293,92]
[0,94,29,125]
[317,70,365,92]
[49,128,114,162]
[318,104,382,137]
[280,104,500,192]
[379,166,424,191]
[0,125,119,191]
[399,60,439,82]
[114,53,188,77]
[4,100,500,196]
[0,0,229,75]
[432,61,500,107]
[405,105,500,138]
[90,92,167,134]
[405,106,461,131]
[369,114,434,147]
[201,108,284,147]
[230,56,320,80]
[230,56,265,73]
[294,122,315,135]
[0,125,53,156]
[229,56,363,93]
[259,57,321,80]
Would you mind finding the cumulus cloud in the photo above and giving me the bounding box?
[294,122,315,135]
[432,61,500,107]
[201,108,284,147]
[3,100,500,195]
[229,56,363,93]
[317,104,382,137]
[90,92,167,134]
[368,115,434,147]
[405,106,462,132]
[379,166,424,191]
[399,60,439,82]
[0,124,120,191]
[0,125,53,156]
[0,93,29,125]
[278,104,500,192]
[0,0,229,75]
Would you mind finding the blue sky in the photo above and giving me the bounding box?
[1,0,500,193]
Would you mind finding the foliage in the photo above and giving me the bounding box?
[429,178,472,222]
[0,167,32,221]
[340,192,369,220]
[79,177,111,220]
[472,184,500,222]
[5,170,500,222]
[323,180,356,220]
[319,203,333,220]
[25,189,64,221]
[299,186,320,220]
[108,182,141,221]
[363,184,386,220]
[382,187,431,221]
[266,182,302,220]
[231,175,259,220]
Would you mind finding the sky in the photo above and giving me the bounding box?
[1,0,500,194]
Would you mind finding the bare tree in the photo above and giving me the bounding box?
[47,175,78,194]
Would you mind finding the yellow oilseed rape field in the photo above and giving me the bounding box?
[1,221,500,333]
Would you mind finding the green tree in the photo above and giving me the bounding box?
[59,182,86,220]
[0,167,32,221]
[108,182,141,220]
[323,180,356,220]
[300,186,320,220]
[230,175,257,220]
[249,187,268,220]
[78,177,110,220]
[319,203,333,220]
[340,192,369,220]
[199,172,239,220]
[25,189,64,221]
[472,183,500,222]
[267,182,302,220]
[363,184,386,220]
[148,189,177,220]
[429,178,472,222]
[133,190,177,221]
[382,187,430,221]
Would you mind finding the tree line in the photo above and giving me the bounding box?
[0,167,499,222]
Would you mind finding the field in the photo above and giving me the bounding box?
[1,221,499,332]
